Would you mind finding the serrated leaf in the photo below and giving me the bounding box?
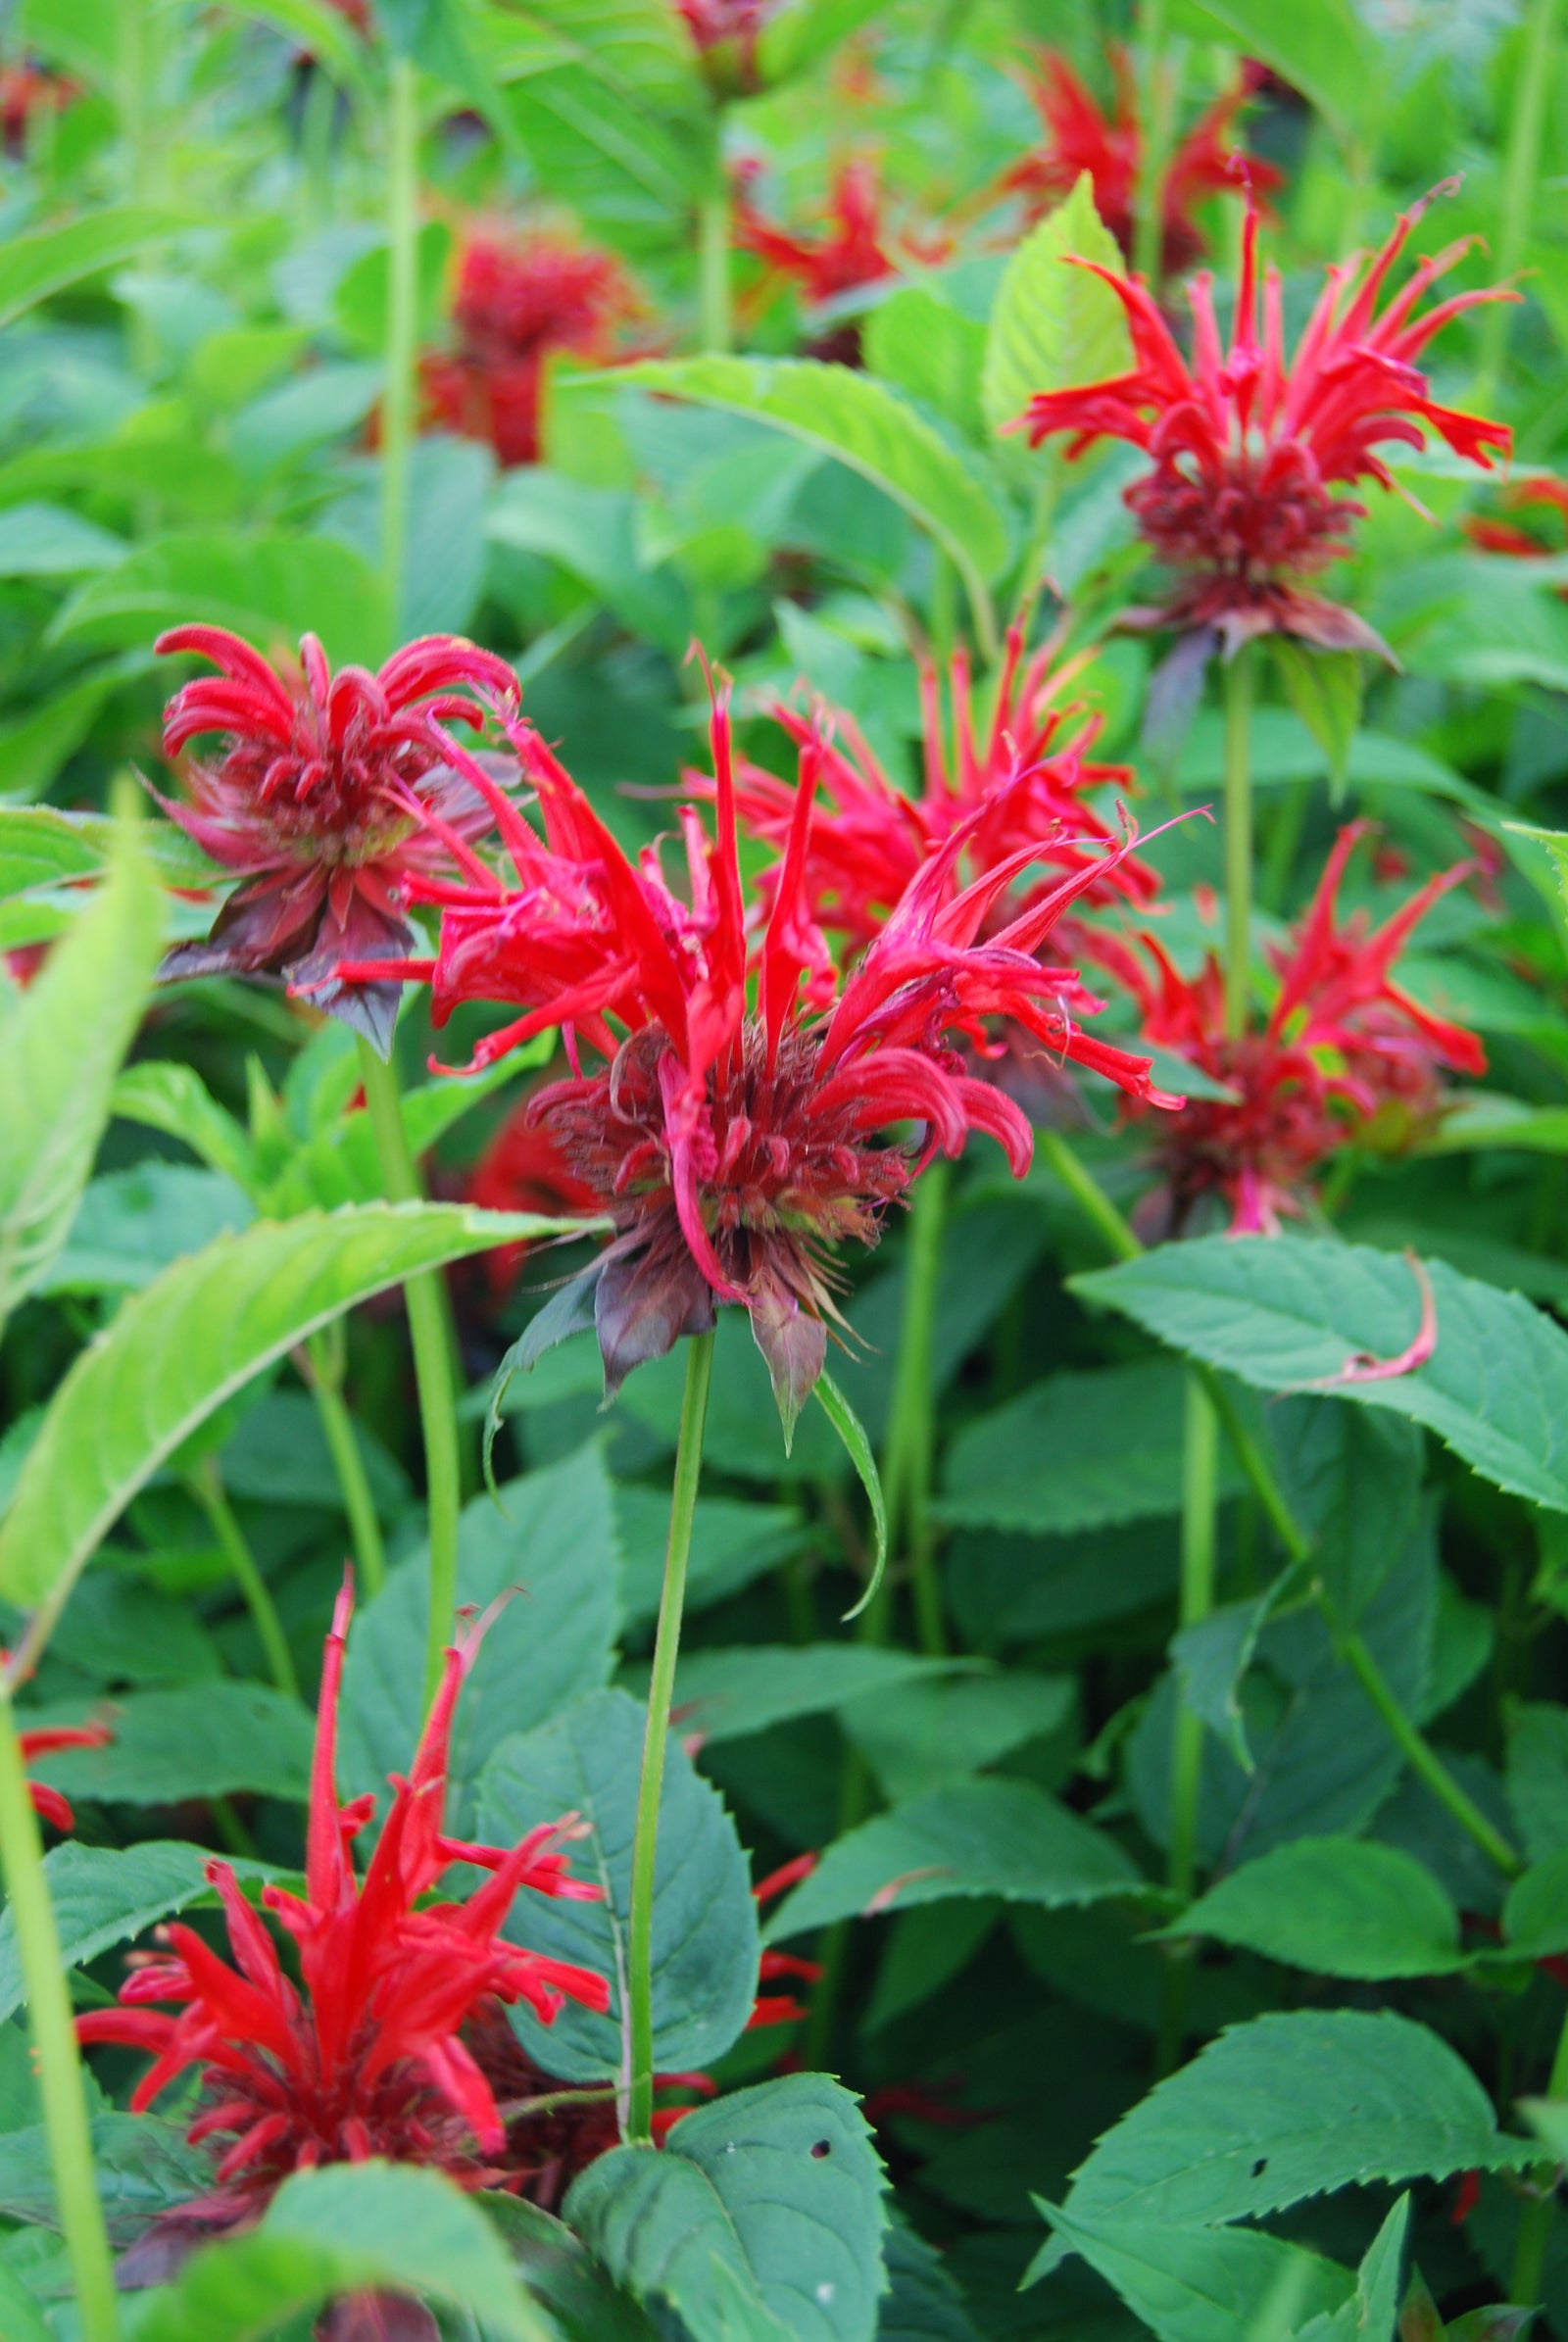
[616,359,1009,648]
[50,529,392,670]
[477,1685,759,2080]
[980,174,1132,439]
[0,1203,567,1643]
[129,2161,553,2342]
[0,1839,284,2028]
[1270,1398,1424,1627]
[0,209,193,330]
[941,1361,1245,1537]
[0,815,162,1331]
[764,1776,1145,1939]
[566,2074,889,2342]
[1036,2010,1534,2253]
[863,290,988,441]
[1164,1837,1463,1978]
[0,2113,212,2244]
[340,1446,622,1823]
[1072,1238,1568,1515]
[1290,2197,1410,2342]
[24,1681,315,1808]
[1033,2204,1353,2342]
[876,2221,981,2342]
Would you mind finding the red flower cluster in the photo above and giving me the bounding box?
[346,688,1173,1425]
[1100,824,1485,1235]
[1001,50,1279,277]
[1019,190,1514,655]
[152,626,518,1054]
[1465,476,1568,564]
[421,230,637,469]
[735,157,950,333]
[77,1585,607,2256]
[727,612,1156,962]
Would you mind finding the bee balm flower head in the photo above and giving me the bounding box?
[1018,188,1514,658]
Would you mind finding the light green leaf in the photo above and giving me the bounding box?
[111,1061,259,1191]
[981,173,1132,438]
[1271,643,1363,801]
[477,1685,759,2080]
[566,2074,889,2342]
[0,814,162,1332]
[0,209,192,331]
[219,0,369,87]
[816,1368,888,1619]
[616,358,1009,651]
[340,1446,622,1821]
[1164,1837,1463,1977]
[764,1776,1145,1939]
[0,1838,284,2028]
[1031,2009,1533,2260]
[131,2160,554,2342]
[1034,2204,1352,2342]
[0,502,126,578]
[0,1203,568,1642]
[863,289,988,441]
[941,1361,1245,1537]
[757,0,884,83]
[50,530,391,670]
[1072,1237,1568,1515]
[0,2264,51,2342]
[1164,0,1382,141]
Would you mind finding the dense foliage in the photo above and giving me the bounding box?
[5,3,1568,2340]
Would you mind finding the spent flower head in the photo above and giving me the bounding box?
[1018,188,1514,657]
[77,1584,607,2265]
[1098,824,1486,1235]
[151,626,519,1054]
[342,685,1177,1429]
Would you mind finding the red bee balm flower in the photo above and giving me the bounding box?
[735,158,951,321]
[1002,50,1280,277]
[728,612,1156,963]
[76,1585,608,2248]
[351,693,1176,1424]
[1018,190,1514,656]
[421,231,637,469]
[1102,824,1485,1235]
[152,626,519,1055]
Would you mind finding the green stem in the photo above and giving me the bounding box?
[357,1036,461,1711]
[1223,644,1254,1042]
[0,1698,121,2342]
[1512,2001,1568,2308]
[1337,1623,1522,1878]
[1156,1373,1217,2074]
[1036,1126,1526,1881]
[1481,0,1559,396]
[189,1459,300,1701]
[626,1330,714,2144]
[882,1161,952,1658]
[1131,0,1173,285]
[697,166,733,355]
[381,52,420,624]
[300,1332,387,1596]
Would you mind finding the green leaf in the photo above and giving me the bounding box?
[110,1060,259,1190]
[941,1361,1245,1538]
[764,1776,1145,1939]
[41,1165,255,1295]
[981,173,1133,439]
[616,359,1009,651]
[217,0,369,85]
[877,2220,982,2342]
[863,289,988,442]
[1164,0,1382,141]
[1072,1237,1568,1515]
[816,1369,888,1620]
[1164,1837,1463,1978]
[1031,2009,1533,2256]
[1506,1702,1568,1865]
[614,1490,809,1629]
[0,661,131,806]
[50,530,392,670]
[639,1645,956,1743]
[0,1838,284,2028]
[481,2195,663,2342]
[0,813,162,1330]
[1292,2197,1411,2342]
[1034,2205,1353,2342]
[1271,643,1363,803]
[566,2073,889,2342]
[0,502,125,577]
[757,0,884,83]
[1270,1399,1424,1627]
[0,1203,565,1640]
[476,1684,759,2080]
[0,2112,212,2244]
[131,2160,554,2342]
[340,1446,622,1821]
[841,1670,1076,1803]
[1498,1849,1568,1960]
[0,209,193,330]
[0,2264,51,2342]
[24,1681,314,1807]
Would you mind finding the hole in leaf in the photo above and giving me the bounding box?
[1251,2158,1268,2177]
[810,2140,832,2159]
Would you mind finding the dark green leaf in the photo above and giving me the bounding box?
[24,1681,314,1807]
[1034,2205,1352,2342]
[476,1685,759,2080]
[0,2114,212,2245]
[1506,1702,1568,1864]
[0,210,193,329]
[647,1644,954,1744]
[876,2221,982,2342]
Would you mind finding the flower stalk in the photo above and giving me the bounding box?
[698,167,734,354]
[1130,0,1174,286]
[187,1457,300,1700]
[357,1036,462,1709]
[883,1159,952,1658]
[1512,1999,1568,2308]
[381,52,420,623]
[626,1330,714,2144]
[1480,0,1560,395]
[300,1328,387,1597]
[1222,644,1254,1040]
[0,1696,121,2342]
